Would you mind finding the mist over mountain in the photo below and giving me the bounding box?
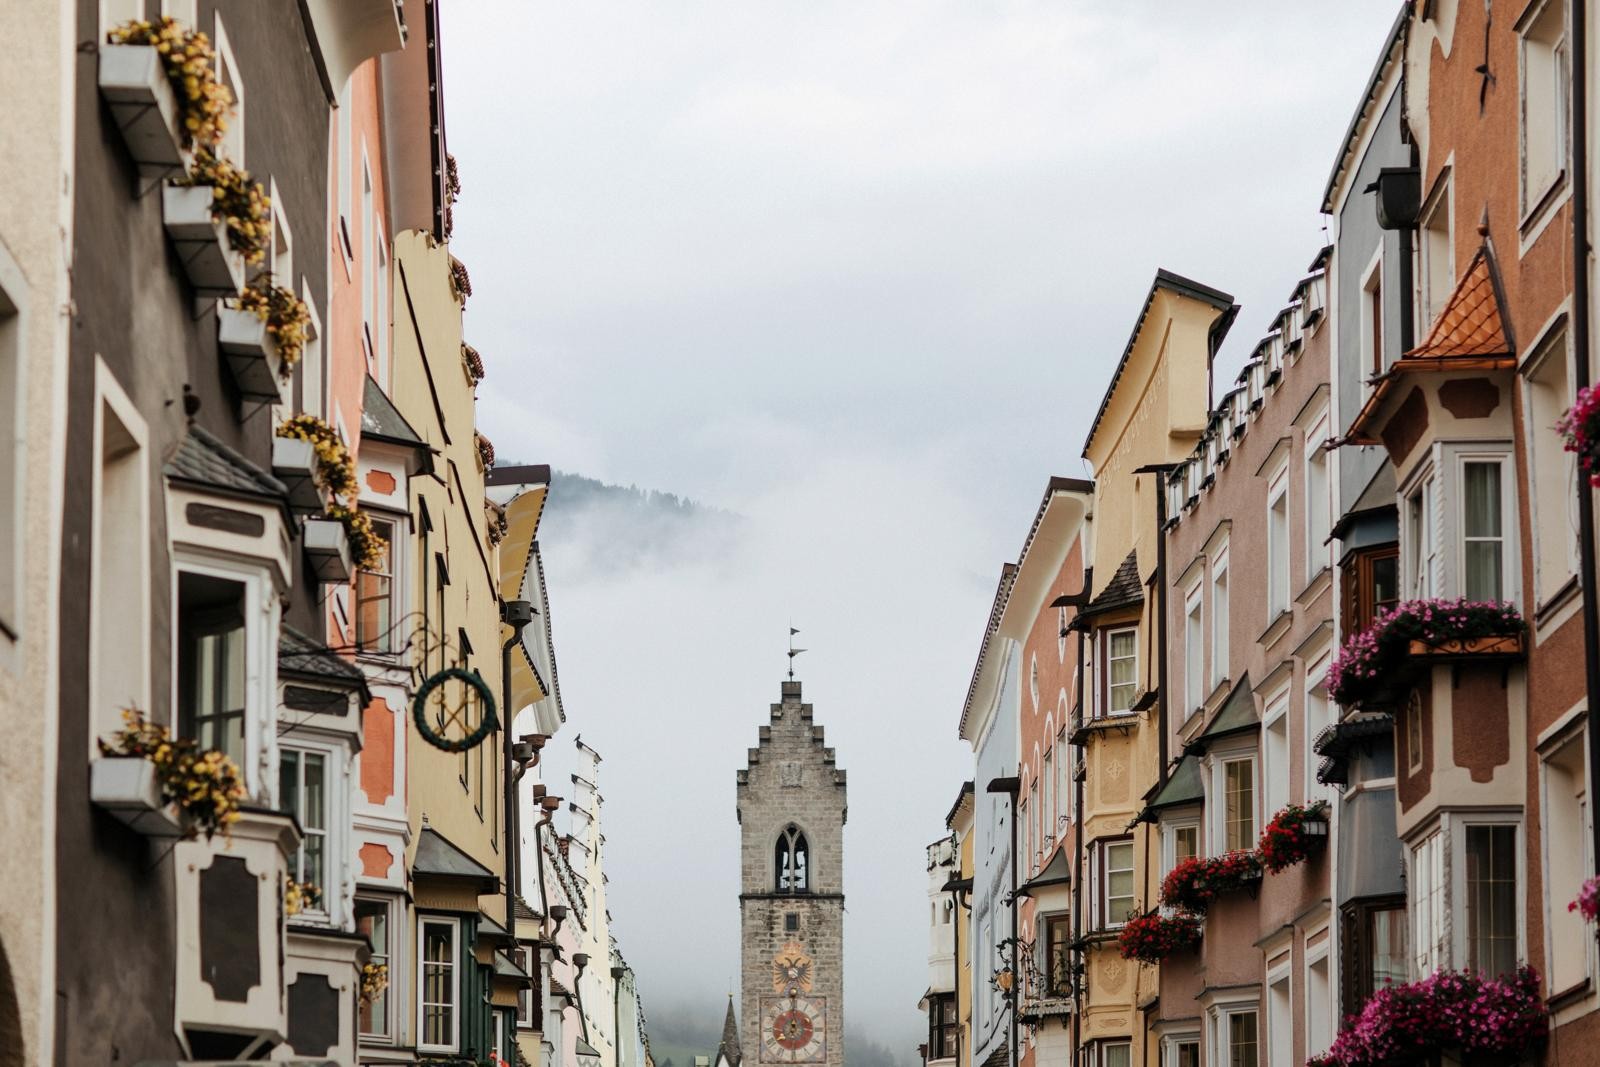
[642,1000,911,1067]
[535,469,744,576]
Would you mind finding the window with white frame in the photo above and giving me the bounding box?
[1541,729,1591,994]
[356,897,393,1038]
[356,516,399,653]
[361,155,376,372]
[419,916,460,1052]
[1420,171,1454,329]
[1404,470,1438,599]
[1215,753,1257,853]
[1304,414,1331,579]
[99,0,143,34]
[92,367,149,751]
[1262,690,1289,816]
[1211,544,1229,688]
[1209,1006,1259,1067]
[1093,1040,1131,1067]
[177,571,248,766]
[1267,468,1290,619]
[1042,748,1054,844]
[1304,661,1333,802]
[279,745,331,907]
[1464,822,1519,977]
[1524,327,1579,604]
[1460,456,1510,602]
[211,16,243,165]
[1098,838,1136,929]
[375,230,390,387]
[1019,795,1030,876]
[1362,252,1385,376]
[1185,581,1204,715]
[1055,723,1070,827]
[269,189,294,293]
[1266,967,1292,1067]
[1164,1036,1200,1067]
[337,80,353,262]
[1102,627,1138,716]
[1306,941,1333,1059]
[1412,829,1447,976]
[1519,0,1569,215]
[299,282,323,418]
[1162,817,1200,881]
[160,0,197,24]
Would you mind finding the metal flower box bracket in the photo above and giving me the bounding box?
[272,437,323,513]
[90,756,187,838]
[1407,633,1527,660]
[163,184,244,296]
[218,304,288,404]
[302,518,353,583]
[98,45,189,177]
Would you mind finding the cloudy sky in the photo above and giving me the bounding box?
[445,1,1400,1055]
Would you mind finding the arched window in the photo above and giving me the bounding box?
[775,824,809,893]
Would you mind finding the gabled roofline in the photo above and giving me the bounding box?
[1321,4,1411,215]
[957,564,1018,743]
[1082,270,1236,459]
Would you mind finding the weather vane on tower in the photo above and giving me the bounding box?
[787,627,806,679]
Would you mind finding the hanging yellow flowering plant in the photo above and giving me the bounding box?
[328,501,387,571]
[276,414,357,499]
[98,709,245,840]
[237,281,310,375]
[283,874,322,917]
[176,149,271,263]
[107,16,234,149]
[360,962,389,1008]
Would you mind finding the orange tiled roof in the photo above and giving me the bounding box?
[1405,247,1510,359]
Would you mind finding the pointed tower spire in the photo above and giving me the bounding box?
[716,997,742,1067]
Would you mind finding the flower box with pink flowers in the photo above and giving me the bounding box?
[1325,598,1525,710]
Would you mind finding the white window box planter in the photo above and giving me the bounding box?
[163,184,244,296]
[303,518,353,583]
[98,44,190,177]
[218,304,288,404]
[90,756,187,838]
[272,436,324,513]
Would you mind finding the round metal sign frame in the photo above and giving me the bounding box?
[412,667,498,752]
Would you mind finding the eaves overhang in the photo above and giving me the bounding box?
[1321,4,1410,215]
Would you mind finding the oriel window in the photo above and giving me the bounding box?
[355,517,395,652]
[178,571,247,764]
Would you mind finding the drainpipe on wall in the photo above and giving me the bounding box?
[1571,0,1600,882]
[1070,627,1087,1067]
[501,599,535,939]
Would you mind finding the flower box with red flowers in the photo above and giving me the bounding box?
[1117,912,1201,964]
[1307,965,1547,1067]
[1158,850,1263,914]
[1325,598,1525,710]
[1258,801,1330,874]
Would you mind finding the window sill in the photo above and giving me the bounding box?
[1296,565,1332,607]
[1256,609,1293,651]
[1533,574,1581,631]
[1519,171,1568,246]
[1547,977,1591,1012]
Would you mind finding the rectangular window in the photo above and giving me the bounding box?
[1340,898,1408,1017]
[1306,949,1333,1060]
[362,156,376,371]
[419,917,460,1051]
[279,747,328,901]
[1520,0,1569,214]
[1263,694,1289,816]
[1029,779,1040,867]
[355,898,392,1038]
[1170,1039,1200,1067]
[1363,255,1385,375]
[1342,544,1399,634]
[1185,583,1204,716]
[1227,1011,1259,1067]
[1104,627,1137,715]
[376,232,390,387]
[1460,459,1507,602]
[1405,475,1437,599]
[1018,797,1030,876]
[1464,824,1517,977]
[1097,1041,1131,1067]
[1042,749,1055,840]
[1305,665,1333,802]
[1223,757,1256,853]
[92,378,150,747]
[1211,547,1229,688]
[1100,839,1136,928]
[356,517,395,652]
[177,571,247,765]
[1525,330,1579,603]
[1045,915,1072,996]
[1305,417,1331,580]
[1056,726,1071,825]
[1412,831,1446,976]
[929,993,957,1059]
[1420,172,1454,329]
[299,283,323,418]
[1542,732,1591,994]
[1268,472,1290,618]
[1266,971,1291,1067]
[337,80,353,259]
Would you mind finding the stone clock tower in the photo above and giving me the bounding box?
[737,680,847,1067]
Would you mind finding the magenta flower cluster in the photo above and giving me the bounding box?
[1306,966,1547,1067]
[1325,598,1524,708]
[1569,875,1600,922]
[1558,383,1600,486]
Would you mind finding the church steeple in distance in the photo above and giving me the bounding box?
[715,996,742,1067]
[735,677,846,1067]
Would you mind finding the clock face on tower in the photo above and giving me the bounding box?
[759,995,827,1064]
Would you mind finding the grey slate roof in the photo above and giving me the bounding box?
[360,375,426,448]
[165,424,287,501]
[515,896,543,923]
[1018,845,1071,895]
[1140,754,1205,820]
[1196,674,1258,746]
[414,827,499,890]
[279,626,369,695]
[1083,549,1142,619]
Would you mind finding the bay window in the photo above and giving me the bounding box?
[928,993,957,1059]
[1401,446,1517,606]
[1461,459,1507,601]
[1464,823,1517,977]
[279,746,329,906]
[178,571,247,767]
[1093,1040,1131,1067]
[1412,830,1447,976]
[1209,1007,1258,1067]
[1409,818,1523,979]
[418,917,460,1052]
[355,517,397,653]
[1404,473,1437,599]
[1097,838,1136,929]
[1162,817,1200,881]
[1215,754,1257,853]
[1044,915,1072,996]
[1340,898,1408,1018]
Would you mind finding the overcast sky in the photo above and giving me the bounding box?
[445,2,1402,1055]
